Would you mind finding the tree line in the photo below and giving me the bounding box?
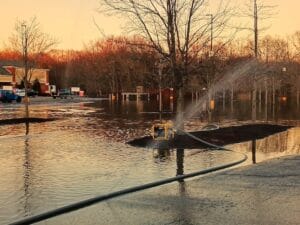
[0,33,299,99]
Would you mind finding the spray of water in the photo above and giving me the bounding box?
[175,59,261,129]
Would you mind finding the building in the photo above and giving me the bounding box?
[121,86,150,101]
[0,67,13,89]
[0,66,50,94]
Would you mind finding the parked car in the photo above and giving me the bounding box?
[58,88,73,99]
[15,89,26,97]
[27,89,38,97]
[0,90,22,103]
[15,89,38,97]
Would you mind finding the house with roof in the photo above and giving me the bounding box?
[0,67,13,89]
[0,66,50,94]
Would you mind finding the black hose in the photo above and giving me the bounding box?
[10,130,247,225]
[177,128,233,150]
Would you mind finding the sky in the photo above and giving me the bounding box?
[0,0,299,50]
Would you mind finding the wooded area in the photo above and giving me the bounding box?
[1,34,299,100]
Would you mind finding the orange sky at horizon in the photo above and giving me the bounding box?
[0,0,299,50]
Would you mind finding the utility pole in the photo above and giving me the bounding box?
[22,23,30,134]
[252,0,258,122]
[158,62,163,122]
[254,0,258,58]
[206,14,213,122]
[206,14,213,57]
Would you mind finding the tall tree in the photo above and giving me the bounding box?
[99,0,235,128]
[292,31,300,60]
[9,17,56,134]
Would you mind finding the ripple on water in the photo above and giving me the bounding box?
[0,102,299,225]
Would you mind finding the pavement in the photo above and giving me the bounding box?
[74,155,300,225]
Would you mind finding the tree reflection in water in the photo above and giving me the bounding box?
[23,136,32,216]
[252,139,257,164]
[176,149,184,179]
[25,121,29,135]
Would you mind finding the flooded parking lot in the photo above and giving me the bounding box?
[0,98,299,224]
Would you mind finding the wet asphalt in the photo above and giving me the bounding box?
[81,155,299,225]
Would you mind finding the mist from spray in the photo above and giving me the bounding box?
[175,59,261,129]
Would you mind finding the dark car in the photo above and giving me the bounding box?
[58,89,73,99]
[0,90,22,103]
[27,89,38,97]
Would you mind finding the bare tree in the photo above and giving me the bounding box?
[292,31,300,60]
[9,17,56,134]
[98,0,236,128]
[290,32,300,107]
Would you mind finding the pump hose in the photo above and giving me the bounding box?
[176,127,248,161]
[10,130,247,225]
[176,128,239,151]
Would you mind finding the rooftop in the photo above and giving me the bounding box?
[0,67,11,76]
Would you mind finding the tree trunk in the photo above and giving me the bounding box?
[297,89,299,109]
[252,81,257,122]
[231,85,234,115]
[24,79,30,119]
[264,80,268,121]
[272,77,275,119]
[24,78,30,135]
[207,90,212,123]
[222,88,226,111]
[24,42,30,135]
[258,86,262,114]
[176,87,184,130]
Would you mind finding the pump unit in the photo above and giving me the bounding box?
[151,121,175,141]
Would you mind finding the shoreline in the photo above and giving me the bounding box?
[0,96,106,107]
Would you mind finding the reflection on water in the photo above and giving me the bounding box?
[252,139,256,164]
[176,149,184,179]
[153,149,171,162]
[0,99,299,224]
[23,136,31,216]
[228,127,300,164]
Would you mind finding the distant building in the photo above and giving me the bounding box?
[0,66,50,94]
[0,67,13,87]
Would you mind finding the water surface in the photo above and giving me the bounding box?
[0,99,299,224]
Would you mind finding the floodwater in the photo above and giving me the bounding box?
[0,98,299,224]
